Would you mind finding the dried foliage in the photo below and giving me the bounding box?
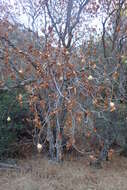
[0,0,127,163]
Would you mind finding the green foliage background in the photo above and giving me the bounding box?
[0,87,29,158]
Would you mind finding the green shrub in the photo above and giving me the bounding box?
[0,88,29,158]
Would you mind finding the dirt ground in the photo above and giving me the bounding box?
[0,152,127,190]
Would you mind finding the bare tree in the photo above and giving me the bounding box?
[45,0,90,49]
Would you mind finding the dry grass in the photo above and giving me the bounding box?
[0,153,127,190]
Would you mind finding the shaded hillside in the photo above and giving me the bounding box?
[0,20,45,85]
